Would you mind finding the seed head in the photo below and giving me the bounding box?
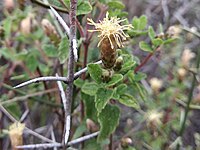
[87,12,133,49]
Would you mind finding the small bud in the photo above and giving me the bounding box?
[8,122,25,150]
[149,78,163,94]
[0,26,5,39]
[102,69,113,82]
[193,85,200,104]
[20,16,32,35]
[126,118,133,127]
[177,68,187,81]
[41,19,60,46]
[4,0,14,12]
[86,119,99,132]
[113,56,123,71]
[146,110,163,130]
[121,137,132,148]
[167,25,182,38]
[181,49,195,68]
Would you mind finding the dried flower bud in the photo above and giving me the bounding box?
[8,122,25,150]
[102,69,114,82]
[146,110,163,130]
[4,0,14,12]
[149,78,163,93]
[193,85,200,104]
[181,49,195,68]
[17,0,25,10]
[86,119,99,132]
[20,16,32,35]
[88,12,133,69]
[0,26,5,38]
[121,137,132,148]
[113,56,123,71]
[167,25,182,38]
[41,19,60,46]
[177,68,187,81]
[186,27,198,41]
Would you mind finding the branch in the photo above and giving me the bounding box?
[31,0,68,13]
[50,6,70,36]
[56,74,70,144]
[14,60,102,89]
[176,49,200,150]
[63,0,77,145]
[15,131,99,149]
[134,47,161,73]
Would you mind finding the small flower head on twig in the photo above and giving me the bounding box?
[87,12,133,49]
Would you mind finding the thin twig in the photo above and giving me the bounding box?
[15,131,99,149]
[56,74,70,144]
[31,0,68,13]
[50,126,57,150]
[50,6,70,36]
[14,60,102,89]
[1,88,57,105]
[176,49,200,150]
[20,109,30,122]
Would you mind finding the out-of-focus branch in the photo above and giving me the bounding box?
[16,131,99,149]
[56,74,70,144]
[14,60,102,89]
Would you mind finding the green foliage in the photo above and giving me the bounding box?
[95,88,114,113]
[82,82,99,96]
[87,64,102,84]
[98,104,120,142]
[58,36,69,64]
[139,41,153,52]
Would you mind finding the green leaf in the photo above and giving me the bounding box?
[152,38,163,47]
[3,18,12,38]
[82,82,99,96]
[108,1,125,10]
[139,41,153,52]
[74,78,85,88]
[138,15,147,30]
[58,36,69,64]
[163,38,177,45]
[42,44,57,57]
[95,88,113,113]
[134,72,147,81]
[132,17,140,30]
[25,54,38,72]
[87,64,102,84]
[105,74,123,87]
[148,26,156,40]
[112,84,127,99]
[77,1,92,16]
[81,93,97,121]
[118,94,140,109]
[72,122,87,140]
[120,55,136,74]
[98,104,120,142]
[116,84,127,95]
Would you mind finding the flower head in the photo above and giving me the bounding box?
[87,12,133,49]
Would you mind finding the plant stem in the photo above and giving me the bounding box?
[63,0,77,146]
[176,49,200,150]
[109,134,113,150]
[134,47,161,73]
